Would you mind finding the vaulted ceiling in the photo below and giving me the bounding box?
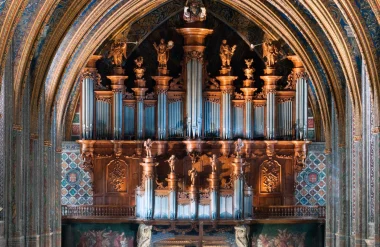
[0,0,379,149]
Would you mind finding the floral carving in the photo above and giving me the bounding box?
[260,160,281,193]
[108,160,127,192]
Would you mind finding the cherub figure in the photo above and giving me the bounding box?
[220,40,236,69]
[143,139,154,158]
[166,155,176,173]
[108,41,127,67]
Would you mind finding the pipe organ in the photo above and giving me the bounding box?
[77,10,312,225]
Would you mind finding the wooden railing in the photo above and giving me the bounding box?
[253,205,326,219]
[61,205,136,218]
[62,205,325,220]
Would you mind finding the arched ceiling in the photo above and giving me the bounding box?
[0,0,379,149]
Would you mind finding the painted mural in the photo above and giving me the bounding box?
[251,223,323,247]
[295,143,326,206]
[61,142,93,205]
[63,223,137,247]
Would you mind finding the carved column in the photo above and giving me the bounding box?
[107,75,128,140]
[217,77,237,140]
[260,74,281,140]
[189,184,198,220]
[152,76,172,140]
[140,157,158,219]
[165,171,177,220]
[207,168,219,220]
[177,28,213,139]
[81,55,102,140]
[231,156,247,220]
[370,127,380,246]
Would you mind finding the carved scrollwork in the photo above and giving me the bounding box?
[156,89,168,95]
[260,159,281,193]
[221,88,234,94]
[234,92,244,99]
[277,97,294,103]
[124,92,135,99]
[295,71,309,80]
[185,50,203,63]
[294,152,307,173]
[205,97,221,104]
[96,97,112,103]
[81,151,94,173]
[145,92,156,99]
[284,71,295,90]
[108,160,127,192]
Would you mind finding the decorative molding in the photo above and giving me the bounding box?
[44,141,52,147]
[260,159,281,193]
[12,124,22,131]
[353,135,362,142]
[372,127,380,134]
[108,160,127,192]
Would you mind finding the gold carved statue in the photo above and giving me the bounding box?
[166,155,176,173]
[134,56,145,79]
[153,39,174,70]
[262,35,280,68]
[220,40,236,69]
[108,41,127,67]
[188,167,198,186]
[210,154,218,173]
[244,58,255,79]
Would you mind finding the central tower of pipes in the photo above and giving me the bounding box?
[177,15,212,139]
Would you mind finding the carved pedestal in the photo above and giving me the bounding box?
[166,172,178,220]
[140,157,159,219]
[208,172,219,220]
[231,157,247,220]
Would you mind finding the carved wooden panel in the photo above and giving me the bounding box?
[259,159,281,194]
[106,159,128,193]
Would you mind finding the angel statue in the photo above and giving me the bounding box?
[262,35,279,68]
[235,138,244,157]
[235,225,250,247]
[220,40,237,69]
[153,39,174,70]
[137,224,152,247]
[210,154,218,173]
[143,139,154,158]
[108,41,127,67]
[188,167,198,186]
[166,155,176,173]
